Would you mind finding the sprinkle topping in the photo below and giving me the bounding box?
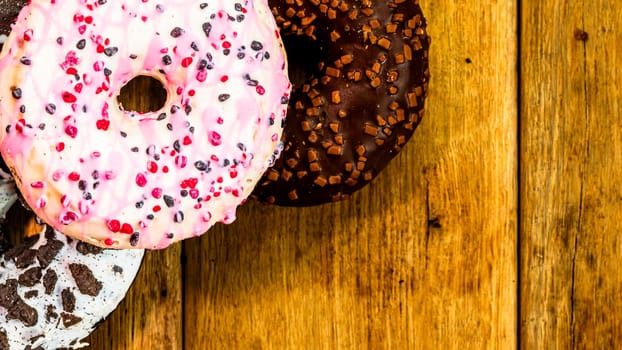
[0,0,291,249]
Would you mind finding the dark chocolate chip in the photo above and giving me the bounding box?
[104,47,118,57]
[163,195,175,208]
[202,22,212,37]
[251,41,263,51]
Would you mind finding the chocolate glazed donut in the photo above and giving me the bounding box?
[252,0,430,206]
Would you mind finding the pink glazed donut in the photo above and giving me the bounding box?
[0,0,291,249]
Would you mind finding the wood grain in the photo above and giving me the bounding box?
[6,1,620,349]
[520,1,622,348]
[1,0,558,348]
[183,0,518,349]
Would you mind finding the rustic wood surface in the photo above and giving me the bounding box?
[520,0,622,349]
[7,0,621,349]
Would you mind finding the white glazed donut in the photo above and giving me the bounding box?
[0,0,291,249]
[0,171,144,349]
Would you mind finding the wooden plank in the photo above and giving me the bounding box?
[183,1,517,349]
[85,247,183,349]
[520,1,622,348]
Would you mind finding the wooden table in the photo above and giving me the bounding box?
[12,1,620,348]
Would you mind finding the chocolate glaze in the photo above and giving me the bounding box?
[253,0,430,206]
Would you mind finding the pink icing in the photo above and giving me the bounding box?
[0,0,291,249]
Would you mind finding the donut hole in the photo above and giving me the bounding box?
[117,75,168,114]
[282,34,326,87]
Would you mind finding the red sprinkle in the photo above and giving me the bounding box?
[208,131,222,146]
[181,57,193,68]
[107,219,121,232]
[63,211,78,225]
[103,170,115,180]
[65,125,78,138]
[96,119,110,130]
[60,195,70,207]
[120,223,134,234]
[152,187,163,198]
[56,142,65,152]
[147,161,158,173]
[62,92,77,103]
[23,29,33,41]
[104,238,114,246]
[30,181,44,188]
[189,189,199,199]
[256,85,266,95]
[175,155,188,168]
[196,70,207,82]
[183,135,192,145]
[135,173,147,187]
[181,177,198,189]
[15,119,26,133]
[68,172,80,181]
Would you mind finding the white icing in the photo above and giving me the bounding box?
[0,176,144,349]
